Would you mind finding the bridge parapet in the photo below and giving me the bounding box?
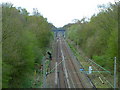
[52,29,66,38]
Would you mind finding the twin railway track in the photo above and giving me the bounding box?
[46,35,95,88]
[62,39,85,88]
[55,36,67,88]
[54,36,85,88]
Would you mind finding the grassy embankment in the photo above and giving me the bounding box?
[67,40,116,88]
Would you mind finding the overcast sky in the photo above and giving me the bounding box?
[1,0,115,27]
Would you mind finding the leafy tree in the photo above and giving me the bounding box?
[65,2,118,72]
[2,3,53,88]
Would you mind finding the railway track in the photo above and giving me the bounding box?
[61,37,85,88]
[46,35,94,88]
[55,37,67,88]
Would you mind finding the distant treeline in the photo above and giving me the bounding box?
[64,3,119,72]
[2,3,54,88]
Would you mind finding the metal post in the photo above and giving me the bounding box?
[114,57,116,90]
[43,57,46,88]
[77,39,78,50]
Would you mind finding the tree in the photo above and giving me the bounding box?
[2,3,53,88]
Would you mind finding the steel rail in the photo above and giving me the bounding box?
[62,38,85,88]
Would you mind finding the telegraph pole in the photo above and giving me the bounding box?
[114,57,116,90]
[43,57,46,88]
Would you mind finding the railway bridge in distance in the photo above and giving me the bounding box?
[52,29,66,39]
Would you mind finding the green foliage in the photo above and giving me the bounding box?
[2,3,53,88]
[2,62,13,88]
[66,3,118,72]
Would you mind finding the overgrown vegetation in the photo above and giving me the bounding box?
[2,3,54,88]
[64,3,118,73]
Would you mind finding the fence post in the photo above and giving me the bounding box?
[114,57,117,90]
[43,57,46,88]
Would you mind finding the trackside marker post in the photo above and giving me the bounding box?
[89,66,92,74]
[55,62,58,85]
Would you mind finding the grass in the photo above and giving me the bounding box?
[67,40,115,88]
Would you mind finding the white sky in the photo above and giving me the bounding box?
[1,0,115,27]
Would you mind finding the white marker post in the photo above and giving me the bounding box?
[55,62,58,85]
[89,66,92,74]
